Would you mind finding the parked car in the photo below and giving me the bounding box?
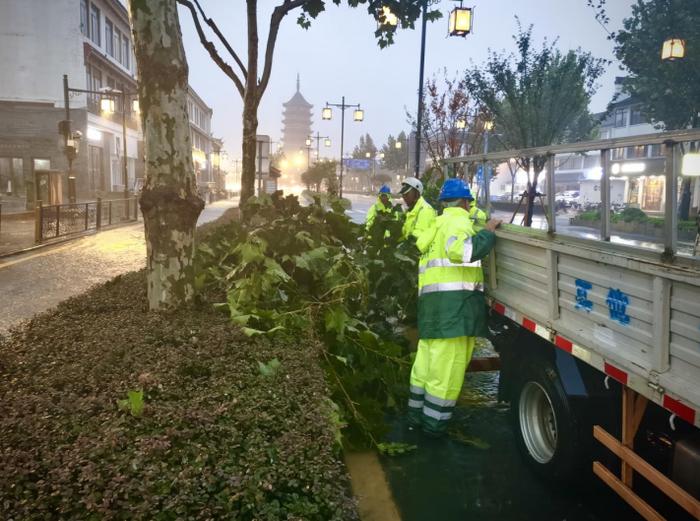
[555,190,581,208]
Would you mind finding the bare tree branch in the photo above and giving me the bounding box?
[192,0,248,79]
[177,0,245,97]
[257,0,307,106]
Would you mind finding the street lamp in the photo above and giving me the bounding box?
[456,118,467,129]
[62,75,137,202]
[307,133,331,163]
[324,138,332,147]
[661,38,686,61]
[448,2,473,37]
[322,96,363,198]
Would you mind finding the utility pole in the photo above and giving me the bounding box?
[322,97,363,198]
[414,0,428,179]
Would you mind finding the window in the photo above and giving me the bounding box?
[627,145,647,159]
[89,4,101,46]
[122,36,129,69]
[649,144,667,158]
[630,105,645,125]
[614,108,627,128]
[114,28,122,63]
[80,0,88,35]
[612,148,625,160]
[105,19,114,56]
[0,158,24,196]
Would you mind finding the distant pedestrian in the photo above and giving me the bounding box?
[365,184,396,232]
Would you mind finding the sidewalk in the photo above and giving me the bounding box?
[0,199,237,335]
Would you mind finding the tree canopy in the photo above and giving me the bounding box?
[610,0,700,129]
[465,22,606,225]
[352,134,378,159]
[380,131,409,173]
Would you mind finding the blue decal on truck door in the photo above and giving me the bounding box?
[575,279,593,312]
[606,288,630,325]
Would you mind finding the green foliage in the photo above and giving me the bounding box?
[381,131,409,172]
[352,133,378,159]
[605,0,700,130]
[117,389,145,417]
[464,21,606,224]
[301,160,338,194]
[0,270,358,520]
[257,358,282,377]
[377,442,417,456]
[196,192,420,448]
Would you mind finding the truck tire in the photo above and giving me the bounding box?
[511,361,584,482]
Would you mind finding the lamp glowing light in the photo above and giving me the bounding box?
[324,138,331,147]
[448,5,473,37]
[353,108,364,122]
[100,97,115,114]
[661,38,685,61]
[395,141,402,150]
[380,6,398,27]
[484,120,494,131]
[456,119,467,129]
[322,107,332,120]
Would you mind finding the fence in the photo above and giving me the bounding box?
[36,197,139,243]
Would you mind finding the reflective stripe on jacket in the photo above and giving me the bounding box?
[402,196,436,241]
[416,206,496,339]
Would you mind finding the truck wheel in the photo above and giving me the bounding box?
[511,362,584,482]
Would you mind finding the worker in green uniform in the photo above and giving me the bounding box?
[365,184,395,231]
[408,178,501,436]
[467,194,488,230]
[399,177,436,241]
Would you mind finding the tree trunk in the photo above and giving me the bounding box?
[129,0,204,310]
[523,160,545,227]
[241,100,258,202]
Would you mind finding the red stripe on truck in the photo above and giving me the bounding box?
[522,318,537,332]
[663,395,696,425]
[604,362,628,385]
[554,335,573,354]
[493,302,506,315]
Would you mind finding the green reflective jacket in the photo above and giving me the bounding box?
[416,206,496,339]
[401,196,436,241]
[468,201,488,230]
[365,197,394,231]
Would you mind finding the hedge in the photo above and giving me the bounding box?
[0,255,358,519]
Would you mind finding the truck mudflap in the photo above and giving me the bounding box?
[490,297,699,430]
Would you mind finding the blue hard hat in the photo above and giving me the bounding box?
[439,178,472,200]
[379,184,391,194]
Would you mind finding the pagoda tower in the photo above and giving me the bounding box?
[281,75,313,160]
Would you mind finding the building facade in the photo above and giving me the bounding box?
[599,77,700,216]
[0,0,141,209]
[187,86,216,199]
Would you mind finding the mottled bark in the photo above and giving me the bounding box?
[129,0,204,310]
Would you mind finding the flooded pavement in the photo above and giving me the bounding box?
[380,344,642,521]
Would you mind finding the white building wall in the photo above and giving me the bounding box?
[0,0,85,104]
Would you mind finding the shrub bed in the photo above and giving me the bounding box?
[0,269,358,519]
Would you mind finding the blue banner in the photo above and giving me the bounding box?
[343,158,371,170]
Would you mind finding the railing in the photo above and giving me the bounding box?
[35,197,139,243]
[442,128,700,261]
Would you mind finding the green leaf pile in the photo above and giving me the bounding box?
[196,192,420,447]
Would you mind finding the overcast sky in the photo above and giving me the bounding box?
[177,0,635,161]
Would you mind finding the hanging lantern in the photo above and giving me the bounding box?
[353,108,364,122]
[455,118,467,129]
[324,138,331,147]
[448,4,473,38]
[322,106,332,120]
[395,141,402,150]
[484,120,494,131]
[661,38,686,61]
[380,6,398,27]
[305,137,312,147]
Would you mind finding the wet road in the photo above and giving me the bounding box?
[343,193,642,521]
[0,199,238,335]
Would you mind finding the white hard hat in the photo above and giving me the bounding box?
[400,177,423,195]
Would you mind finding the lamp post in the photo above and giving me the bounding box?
[322,97,364,198]
[383,2,473,179]
[62,74,137,201]
[307,132,331,163]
